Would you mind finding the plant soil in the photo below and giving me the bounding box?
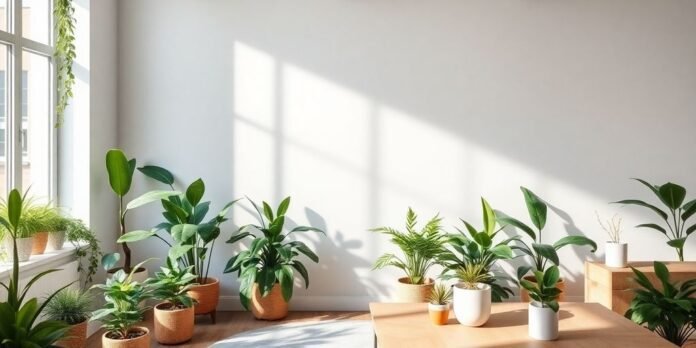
[105,329,147,340]
[157,302,188,311]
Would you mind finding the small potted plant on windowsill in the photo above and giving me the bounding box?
[46,214,70,252]
[45,288,93,348]
[596,212,627,268]
[371,208,445,303]
[427,282,452,325]
[452,263,492,327]
[520,265,561,341]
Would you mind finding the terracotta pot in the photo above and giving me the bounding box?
[251,283,288,320]
[154,302,194,344]
[102,327,150,348]
[3,236,34,262]
[31,231,49,255]
[395,277,434,303]
[46,231,66,251]
[188,277,220,315]
[520,276,565,302]
[428,303,450,325]
[55,320,88,348]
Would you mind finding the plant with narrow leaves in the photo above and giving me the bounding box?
[498,187,597,281]
[614,179,696,261]
[626,261,696,346]
[440,198,515,301]
[224,197,324,310]
[428,283,453,305]
[372,208,446,285]
[519,265,561,312]
[455,263,492,290]
[45,288,93,325]
[54,0,76,127]
[146,257,198,309]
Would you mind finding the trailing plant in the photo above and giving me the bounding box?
[614,179,696,261]
[91,259,152,340]
[428,283,453,305]
[626,261,696,346]
[105,149,178,273]
[519,265,561,312]
[65,217,103,289]
[0,189,70,346]
[146,257,198,309]
[371,208,446,285]
[224,197,324,310]
[596,212,623,243]
[455,263,491,290]
[440,198,515,301]
[45,288,93,325]
[54,0,76,127]
[118,164,235,283]
[498,187,597,281]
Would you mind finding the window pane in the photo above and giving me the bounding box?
[0,45,7,199]
[21,50,50,198]
[22,0,50,44]
[0,1,7,32]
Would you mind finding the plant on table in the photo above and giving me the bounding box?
[614,179,696,261]
[427,282,453,326]
[521,265,561,341]
[224,197,324,319]
[626,261,696,346]
[596,211,628,268]
[596,211,623,243]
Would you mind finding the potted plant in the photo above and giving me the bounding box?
[25,204,62,255]
[0,192,43,261]
[47,214,70,252]
[224,196,324,320]
[440,198,515,302]
[146,257,198,344]
[371,208,445,302]
[498,187,596,301]
[427,282,452,325]
[45,288,93,348]
[596,212,627,268]
[614,179,696,261]
[65,218,103,288]
[452,263,492,326]
[91,259,153,348]
[520,265,561,341]
[118,164,236,322]
[626,261,696,346]
[0,189,71,346]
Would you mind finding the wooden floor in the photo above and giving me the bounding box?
[86,311,371,347]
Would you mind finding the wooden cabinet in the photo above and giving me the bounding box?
[585,261,696,315]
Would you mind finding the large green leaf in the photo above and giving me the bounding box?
[171,224,198,243]
[138,165,174,185]
[489,244,514,259]
[185,179,205,207]
[658,182,687,210]
[633,178,661,197]
[105,149,133,196]
[168,244,193,261]
[636,223,667,235]
[553,235,597,252]
[101,252,120,271]
[543,266,560,289]
[277,265,294,302]
[292,261,310,288]
[117,230,155,243]
[162,199,189,222]
[473,232,492,248]
[277,197,291,217]
[126,190,179,210]
[653,261,672,292]
[667,238,686,250]
[197,223,220,244]
[496,214,536,241]
[532,243,559,266]
[613,199,668,220]
[482,198,496,235]
[263,202,274,222]
[7,189,21,229]
[521,187,547,231]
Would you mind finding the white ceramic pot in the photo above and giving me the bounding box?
[528,302,559,341]
[605,242,627,268]
[46,231,66,251]
[3,236,34,262]
[453,282,491,326]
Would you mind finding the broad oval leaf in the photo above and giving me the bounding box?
[532,243,559,266]
[7,189,22,229]
[521,187,547,231]
[489,244,514,260]
[101,252,120,271]
[138,165,174,185]
[277,197,291,217]
[105,149,133,196]
[126,190,180,211]
[667,237,686,250]
[543,266,560,289]
[171,224,198,243]
[658,182,687,210]
[117,230,155,243]
[185,179,205,207]
[553,235,597,252]
[168,244,193,261]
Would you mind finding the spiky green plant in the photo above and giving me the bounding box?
[44,288,93,325]
[428,283,453,305]
[455,263,492,290]
[372,208,446,285]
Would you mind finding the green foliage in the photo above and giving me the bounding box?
[0,189,71,346]
[65,218,103,289]
[54,0,76,127]
[145,257,197,308]
[615,179,696,261]
[440,198,515,301]
[224,197,324,310]
[0,193,63,239]
[499,187,596,280]
[90,260,152,339]
[519,266,561,312]
[371,208,446,285]
[455,263,492,290]
[626,261,696,346]
[428,283,453,305]
[44,288,93,325]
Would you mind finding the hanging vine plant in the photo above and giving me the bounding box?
[54,0,76,128]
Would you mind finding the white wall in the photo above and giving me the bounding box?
[117,0,696,308]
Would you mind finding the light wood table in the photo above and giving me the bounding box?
[370,302,676,347]
[585,261,696,315]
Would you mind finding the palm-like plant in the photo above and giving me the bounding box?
[45,288,93,325]
[372,208,446,285]
[626,261,696,346]
[428,283,453,305]
[455,263,492,290]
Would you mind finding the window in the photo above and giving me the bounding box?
[0,0,55,200]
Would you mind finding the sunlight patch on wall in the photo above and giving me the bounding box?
[233,42,275,129]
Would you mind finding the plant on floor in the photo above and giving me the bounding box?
[0,189,71,346]
[45,288,93,325]
[614,179,696,261]
[146,257,198,309]
[520,265,561,312]
[498,187,597,281]
[224,197,324,311]
[65,217,103,288]
[626,261,696,346]
[440,198,515,302]
[371,208,446,285]
[54,0,76,127]
[427,283,453,305]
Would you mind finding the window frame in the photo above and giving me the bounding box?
[0,0,57,199]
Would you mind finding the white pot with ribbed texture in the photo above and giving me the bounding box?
[528,302,559,341]
[605,242,628,268]
[46,231,66,251]
[453,282,491,326]
[3,236,34,262]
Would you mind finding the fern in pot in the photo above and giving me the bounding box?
[371,208,446,302]
[224,196,324,320]
[520,265,561,341]
[427,282,453,325]
[45,288,93,348]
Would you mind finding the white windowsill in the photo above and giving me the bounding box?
[0,244,80,280]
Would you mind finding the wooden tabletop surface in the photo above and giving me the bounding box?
[369,302,676,348]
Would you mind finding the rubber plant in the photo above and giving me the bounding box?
[614,179,696,261]
[224,197,324,309]
[55,0,76,127]
[519,265,561,312]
